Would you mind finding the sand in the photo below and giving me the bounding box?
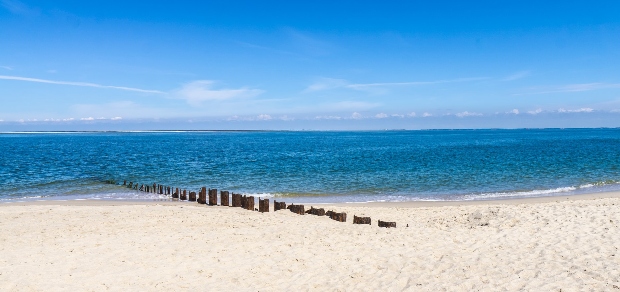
[1,193,620,291]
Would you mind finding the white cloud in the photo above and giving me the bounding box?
[351,112,363,119]
[422,112,432,117]
[0,66,12,70]
[175,80,263,106]
[0,75,164,94]
[455,111,483,118]
[314,115,342,120]
[391,114,404,118]
[528,108,543,115]
[256,114,272,120]
[407,112,416,117]
[375,113,388,119]
[508,109,519,115]
[557,108,594,113]
[80,117,94,121]
[503,71,530,81]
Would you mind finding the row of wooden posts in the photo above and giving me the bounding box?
[122,180,396,228]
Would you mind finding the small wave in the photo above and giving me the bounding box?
[459,186,578,201]
[239,192,276,198]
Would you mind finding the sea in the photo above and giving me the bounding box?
[1,129,619,203]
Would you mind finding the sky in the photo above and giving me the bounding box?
[1,0,619,130]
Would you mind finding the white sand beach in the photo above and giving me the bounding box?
[1,193,620,291]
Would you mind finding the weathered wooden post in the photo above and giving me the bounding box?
[123,180,126,186]
[172,188,179,199]
[306,206,325,216]
[197,187,206,204]
[208,189,217,206]
[258,198,269,212]
[288,204,305,215]
[274,201,286,211]
[128,182,133,188]
[378,220,396,228]
[353,215,371,225]
[221,191,229,207]
[329,211,347,222]
[241,195,247,209]
[232,193,242,207]
[246,196,255,211]
[180,190,187,200]
[189,191,197,202]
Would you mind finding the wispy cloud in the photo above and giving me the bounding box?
[1,0,39,16]
[286,29,332,56]
[503,71,530,81]
[305,77,488,93]
[0,75,165,94]
[0,66,12,70]
[304,78,348,92]
[348,77,487,89]
[174,80,264,106]
[515,83,620,95]
[236,41,297,56]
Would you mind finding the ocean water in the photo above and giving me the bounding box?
[1,129,619,203]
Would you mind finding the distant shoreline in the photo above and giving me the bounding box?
[1,127,620,134]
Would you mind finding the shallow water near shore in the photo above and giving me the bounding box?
[1,129,619,203]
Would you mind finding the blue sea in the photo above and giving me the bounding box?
[1,129,619,203]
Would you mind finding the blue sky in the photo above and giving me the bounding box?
[1,0,619,130]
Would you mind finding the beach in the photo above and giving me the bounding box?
[2,193,620,291]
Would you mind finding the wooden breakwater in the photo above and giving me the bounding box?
[118,180,398,228]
